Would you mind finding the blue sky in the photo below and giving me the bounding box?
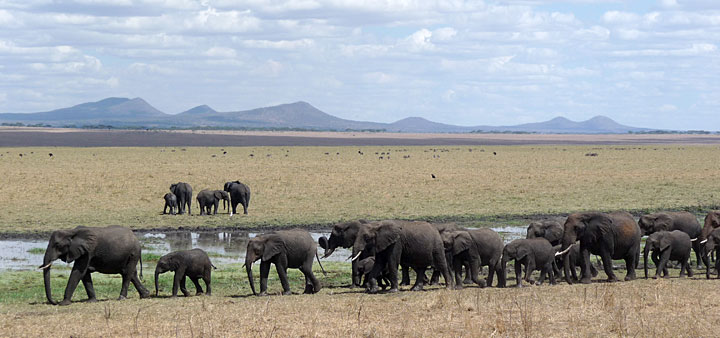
[0,0,718,130]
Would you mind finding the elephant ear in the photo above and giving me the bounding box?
[516,245,531,261]
[452,232,472,255]
[655,214,672,231]
[545,223,563,244]
[375,222,401,252]
[590,215,615,250]
[262,235,285,261]
[66,237,89,263]
[214,190,224,200]
[659,235,672,252]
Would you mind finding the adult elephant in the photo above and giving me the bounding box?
[639,211,703,268]
[39,225,150,306]
[527,219,598,280]
[319,220,369,287]
[170,182,193,215]
[699,211,720,275]
[351,220,453,293]
[559,212,641,284]
[196,189,231,215]
[224,181,251,215]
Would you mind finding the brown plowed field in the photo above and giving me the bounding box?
[1,127,720,146]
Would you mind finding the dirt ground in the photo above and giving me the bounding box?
[2,127,720,147]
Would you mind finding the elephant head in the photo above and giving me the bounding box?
[245,234,284,295]
[643,231,672,278]
[560,213,612,283]
[170,183,179,195]
[526,221,563,245]
[214,190,230,211]
[39,227,94,305]
[638,213,673,236]
[351,221,401,263]
[501,240,530,267]
[154,254,177,296]
[701,211,720,241]
[319,220,368,258]
[704,228,720,258]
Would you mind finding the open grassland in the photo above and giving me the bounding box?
[2,145,720,234]
[1,262,719,337]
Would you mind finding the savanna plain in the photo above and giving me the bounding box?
[2,143,720,337]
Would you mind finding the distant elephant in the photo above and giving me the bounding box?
[351,220,453,293]
[560,212,641,284]
[245,229,325,296]
[501,238,557,287]
[643,230,693,279]
[170,182,193,215]
[155,248,216,297]
[441,229,504,288]
[639,211,703,268]
[39,225,150,306]
[224,181,250,215]
[702,228,720,279]
[196,189,231,215]
[163,192,177,215]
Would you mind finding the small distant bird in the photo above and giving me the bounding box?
[223,151,227,155]
[211,154,216,157]
[19,154,22,157]
[493,152,497,155]
[249,154,254,157]
[431,174,436,179]
[48,153,53,157]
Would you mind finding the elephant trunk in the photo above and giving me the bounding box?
[41,252,56,305]
[246,254,256,296]
[500,254,509,286]
[154,269,161,297]
[643,242,650,279]
[561,232,577,285]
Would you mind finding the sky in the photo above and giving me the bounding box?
[0,0,718,130]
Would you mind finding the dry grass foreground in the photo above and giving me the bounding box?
[2,278,719,337]
[2,145,720,233]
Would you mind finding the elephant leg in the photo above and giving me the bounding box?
[259,261,271,296]
[81,272,97,302]
[657,251,671,279]
[276,264,291,295]
[172,269,183,297]
[495,261,506,288]
[463,261,473,284]
[429,269,440,285]
[300,264,320,294]
[452,258,464,289]
[599,250,618,282]
[579,248,593,284]
[514,260,523,288]
[351,260,360,288]
[715,251,720,279]
[624,251,638,282]
[410,267,427,291]
[203,271,212,296]
[400,265,411,286]
[129,272,149,298]
[242,197,248,215]
[549,263,557,285]
[180,274,192,297]
[524,258,536,285]
[537,265,547,286]
[119,274,132,300]
[191,277,203,295]
[213,201,219,215]
[470,259,485,288]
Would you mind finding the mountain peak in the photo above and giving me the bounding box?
[180,105,217,115]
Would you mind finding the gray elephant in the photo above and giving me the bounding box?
[245,229,325,296]
[170,182,193,215]
[554,243,598,282]
[639,211,703,268]
[196,189,231,215]
[559,212,641,284]
[163,192,178,215]
[702,228,720,279]
[39,225,150,306]
[350,220,453,293]
[441,229,504,288]
[154,248,216,297]
[528,219,598,280]
[356,256,391,290]
[502,238,557,287]
[224,181,250,215]
[644,230,693,279]
[319,220,369,287]
[429,223,471,285]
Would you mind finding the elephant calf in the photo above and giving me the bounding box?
[163,193,178,215]
[644,230,693,279]
[155,248,216,297]
[502,238,557,287]
[196,189,231,215]
[441,229,504,289]
[356,256,392,291]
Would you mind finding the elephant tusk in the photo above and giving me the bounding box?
[555,244,574,257]
[690,237,698,242]
[348,251,363,261]
[700,239,708,244]
[38,263,52,270]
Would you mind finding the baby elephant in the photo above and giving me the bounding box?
[644,230,693,279]
[163,193,178,215]
[502,238,557,287]
[356,256,392,291]
[155,248,216,297]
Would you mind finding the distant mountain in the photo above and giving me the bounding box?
[0,97,652,133]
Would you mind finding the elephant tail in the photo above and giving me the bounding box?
[316,251,327,276]
[211,263,217,270]
[139,251,144,281]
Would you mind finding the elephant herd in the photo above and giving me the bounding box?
[37,210,720,305]
[164,180,251,216]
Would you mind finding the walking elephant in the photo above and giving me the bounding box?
[639,211,703,268]
[224,181,251,215]
[196,189,230,215]
[430,222,470,285]
[441,229,504,288]
[39,225,150,305]
[163,193,178,215]
[528,219,598,280]
[643,230,693,279]
[501,238,557,287]
[319,220,368,287]
[170,182,193,215]
[351,220,453,293]
[702,228,720,279]
[155,248,216,297]
[559,211,641,284]
[245,229,325,296]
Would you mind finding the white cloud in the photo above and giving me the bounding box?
[363,72,396,84]
[240,39,315,50]
[204,46,236,58]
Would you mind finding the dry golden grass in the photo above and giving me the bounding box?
[2,145,720,233]
[2,276,719,337]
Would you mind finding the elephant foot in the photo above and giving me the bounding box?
[257,291,268,297]
[410,285,424,291]
[477,280,487,288]
[454,284,463,290]
[514,284,523,288]
[624,275,636,281]
[580,277,592,284]
[59,299,72,306]
[463,278,473,285]
[140,291,151,299]
[606,276,619,283]
[282,290,293,296]
[387,288,399,293]
[86,298,98,303]
[117,295,127,301]
[367,287,380,294]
